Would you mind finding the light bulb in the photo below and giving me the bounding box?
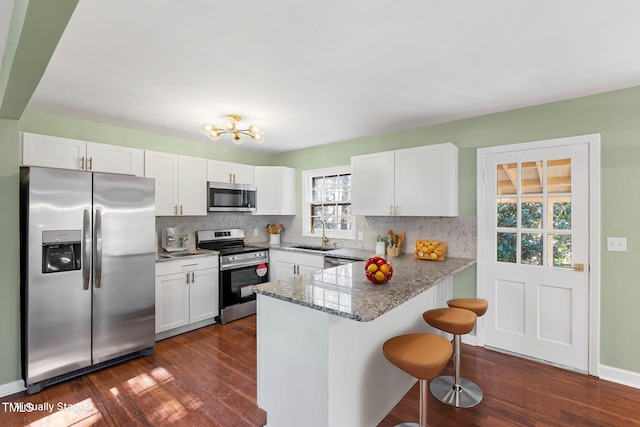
[207,125,222,141]
[223,116,237,132]
[248,126,265,143]
[200,121,212,135]
[232,131,244,145]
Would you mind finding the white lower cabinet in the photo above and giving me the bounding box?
[155,256,219,339]
[269,250,324,281]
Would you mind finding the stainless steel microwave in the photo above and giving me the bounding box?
[208,181,256,212]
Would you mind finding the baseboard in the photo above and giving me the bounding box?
[462,334,477,347]
[0,379,26,398]
[599,364,640,390]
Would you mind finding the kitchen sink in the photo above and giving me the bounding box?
[287,244,338,252]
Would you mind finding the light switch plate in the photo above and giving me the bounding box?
[357,231,364,240]
[254,228,259,237]
[607,237,627,252]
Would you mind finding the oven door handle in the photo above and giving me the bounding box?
[220,259,268,271]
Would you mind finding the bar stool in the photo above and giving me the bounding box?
[422,307,481,408]
[447,298,489,318]
[383,333,453,427]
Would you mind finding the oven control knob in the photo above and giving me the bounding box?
[230,256,236,261]
[256,252,262,257]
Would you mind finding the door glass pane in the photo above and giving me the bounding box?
[521,233,542,265]
[547,158,571,194]
[521,198,542,229]
[496,163,517,195]
[521,161,542,194]
[549,234,572,267]
[497,232,517,263]
[549,196,572,230]
[497,198,517,228]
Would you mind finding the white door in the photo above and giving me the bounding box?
[479,139,591,371]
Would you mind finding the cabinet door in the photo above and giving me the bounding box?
[207,160,255,185]
[178,155,207,216]
[87,142,144,176]
[189,267,219,323]
[394,143,458,216]
[254,166,296,215]
[155,273,189,333]
[278,167,296,215]
[145,151,179,216]
[351,151,395,215]
[22,133,86,170]
[232,163,256,185]
[270,260,296,281]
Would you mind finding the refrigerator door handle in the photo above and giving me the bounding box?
[94,209,103,288]
[83,209,91,290]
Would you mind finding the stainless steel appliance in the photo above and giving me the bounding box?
[196,229,268,324]
[20,167,156,394]
[208,181,256,212]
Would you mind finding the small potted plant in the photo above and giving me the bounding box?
[266,223,284,246]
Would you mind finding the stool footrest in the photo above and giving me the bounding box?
[429,375,483,408]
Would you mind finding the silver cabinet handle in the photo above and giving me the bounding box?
[94,209,103,288]
[186,273,190,284]
[82,209,91,290]
[191,272,195,283]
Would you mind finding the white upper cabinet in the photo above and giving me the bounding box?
[86,142,144,176]
[207,159,255,185]
[22,132,144,176]
[352,143,458,216]
[254,166,296,215]
[145,151,207,216]
[351,150,395,216]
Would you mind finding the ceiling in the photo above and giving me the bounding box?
[19,0,640,153]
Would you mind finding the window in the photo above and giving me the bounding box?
[302,166,355,240]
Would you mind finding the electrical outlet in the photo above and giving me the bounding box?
[607,237,627,252]
[357,231,364,241]
[254,228,259,237]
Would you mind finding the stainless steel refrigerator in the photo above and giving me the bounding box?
[20,167,156,394]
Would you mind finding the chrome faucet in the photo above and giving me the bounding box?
[311,219,329,247]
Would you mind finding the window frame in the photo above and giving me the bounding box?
[302,165,356,240]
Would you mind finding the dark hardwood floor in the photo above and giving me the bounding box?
[2,315,640,426]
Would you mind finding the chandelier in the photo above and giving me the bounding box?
[199,115,265,145]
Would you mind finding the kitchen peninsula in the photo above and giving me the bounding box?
[254,254,475,427]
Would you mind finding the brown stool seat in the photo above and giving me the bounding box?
[383,333,453,380]
[447,298,488,317]
[422,307,477,336]
[383,333,453,427]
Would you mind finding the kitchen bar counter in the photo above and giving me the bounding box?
[255,253,476,427]
[254,254,475,321]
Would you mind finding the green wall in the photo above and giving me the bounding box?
[20,110,273,165]
[0,119,21,385]
[2,85,639,387]
[270,85,640,374]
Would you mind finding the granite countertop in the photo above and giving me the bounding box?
[253,253,476,322]
[155,248,219,263]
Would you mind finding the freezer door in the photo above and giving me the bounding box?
[92,173,155,363]
[23,168,93,385]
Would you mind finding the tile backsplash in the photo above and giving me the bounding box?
[157,213,476,259]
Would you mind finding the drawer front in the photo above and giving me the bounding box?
[156,256,219,276]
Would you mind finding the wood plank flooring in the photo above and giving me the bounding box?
[2,315,640,426]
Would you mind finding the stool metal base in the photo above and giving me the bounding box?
[429,375,483,408]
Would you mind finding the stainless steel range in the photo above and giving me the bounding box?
[196,229,268,324]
